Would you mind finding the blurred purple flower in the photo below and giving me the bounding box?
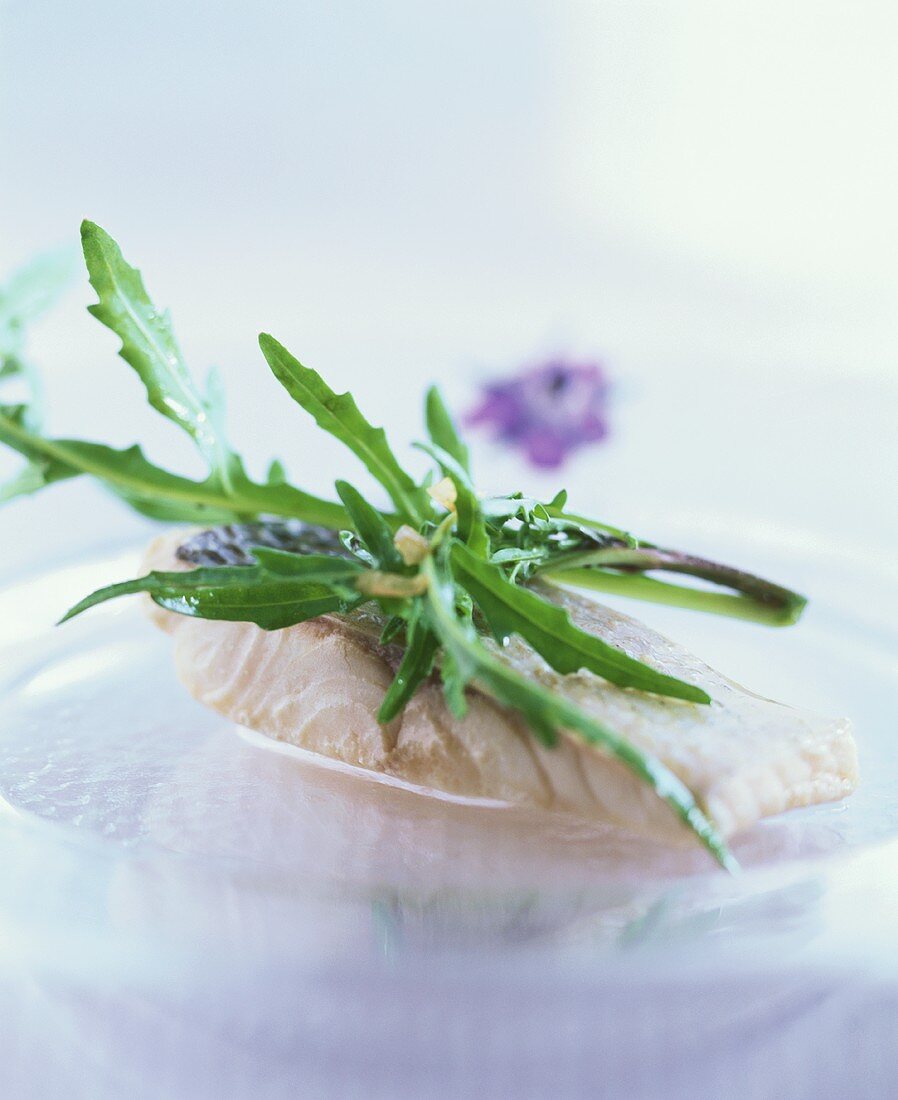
[465,359,609,469]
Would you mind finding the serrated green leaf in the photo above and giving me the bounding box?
[451,541,710,704]
[266,458,287,485]
[0,405,350,526]
[259,333,428,524]
[81,221,235,483]
[61,553,365,630]
[424,385,470,475]
[0,250,73,430]
[335,479,404,569]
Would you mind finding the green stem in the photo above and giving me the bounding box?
[0,410,349,528]
[544,568,800,625]
[538,546,806,626]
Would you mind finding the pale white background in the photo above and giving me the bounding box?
[1,7,898,1097]
[1,0,896,577]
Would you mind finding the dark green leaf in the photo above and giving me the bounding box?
[379,615,406,645]
[259,333,428,524]
[335,479,404,569]
[451,541,711,704]
[248,546,362,579]
[61,554,365,630]
[377,608,439,723]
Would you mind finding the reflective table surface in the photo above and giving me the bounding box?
[1,528,897,1099]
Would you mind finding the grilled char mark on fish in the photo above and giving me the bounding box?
[176,521,351,568]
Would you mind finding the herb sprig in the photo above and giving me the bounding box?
[0,222,811,870]
[0,248,77,501]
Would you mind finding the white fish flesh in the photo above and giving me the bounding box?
[141,530,858,846]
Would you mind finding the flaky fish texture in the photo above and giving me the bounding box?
[142,530,858,846]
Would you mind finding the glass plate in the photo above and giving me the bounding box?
[2,529,897,1097]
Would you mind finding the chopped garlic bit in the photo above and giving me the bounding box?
[393,525,430,565]
[428,476,457,512]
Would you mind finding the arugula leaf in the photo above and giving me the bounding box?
[377,606,439,723]
[61,551,365,630]
[0,353,45,435]
[439,648,469,719]
[0,249,76,492]
[422,549,735,870]
[543,501,638,546]
[424,385,470,475]
[0,248,76,334]
[379,615,406,645]
[335,479,404,569]
[0,454,78,503]
[413,440,488,556]
[266,458,287,485]
[0,226,811,876]
[0,230,352,527]
[81,220,235,485]
[247,546,357,578]
[489,547,545,566]
[450,542,710,704]
[0,405,349,527]
[259,333,429,524]
[0,402,82,505]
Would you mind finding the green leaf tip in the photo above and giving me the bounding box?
[424,385,470,476]
[259,331,429,525]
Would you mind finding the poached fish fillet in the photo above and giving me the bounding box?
[142,529,858,846]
